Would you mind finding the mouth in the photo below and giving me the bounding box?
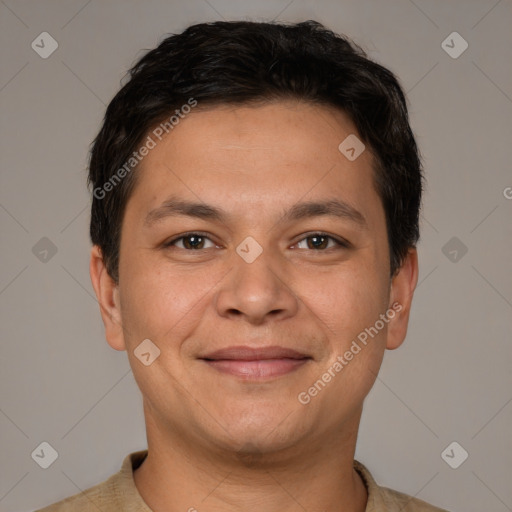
[199,346,312,380]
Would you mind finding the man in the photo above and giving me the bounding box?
[38,19,449,512]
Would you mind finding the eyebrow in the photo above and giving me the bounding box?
[144,196,368,229]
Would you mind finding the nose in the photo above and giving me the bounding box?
[214,243,299,325]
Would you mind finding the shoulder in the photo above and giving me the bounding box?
[354,460,451,512]
[35,450,150,512]
[34,477,118,511]
[377,485,451,511]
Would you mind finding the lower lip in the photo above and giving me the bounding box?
[202,358,310,379]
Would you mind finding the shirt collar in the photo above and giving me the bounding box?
[119,450,386,511]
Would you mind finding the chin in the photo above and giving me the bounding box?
[209,411,309,457]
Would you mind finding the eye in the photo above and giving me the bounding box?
[163,232,216,250]
[162,231,350,252]
[294,233,349,251]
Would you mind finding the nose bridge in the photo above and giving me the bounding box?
[233,235,283,300]
[214,234,298,322]
[235,237,280,290]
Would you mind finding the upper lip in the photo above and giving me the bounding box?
[200,345,311,361]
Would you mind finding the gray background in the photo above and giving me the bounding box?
[1,1,511,511]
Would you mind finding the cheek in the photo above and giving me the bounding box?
[300,273,388,423]
[301,262,388,340]
[324,266,389,394]
[118,252,219,344]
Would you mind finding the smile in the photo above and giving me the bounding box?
[202,358,311,379]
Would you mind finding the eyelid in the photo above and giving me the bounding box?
[162,231,218,249]
[293,231,351,250]
[163,231,350,250]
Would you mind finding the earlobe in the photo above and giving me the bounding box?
[89,245,126,351]
[386,248,419,350]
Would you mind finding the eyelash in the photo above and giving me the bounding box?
[163,232,350,251]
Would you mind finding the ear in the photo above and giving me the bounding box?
[89,245,126,351]
[386,248,419,350]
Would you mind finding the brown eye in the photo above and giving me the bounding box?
[164,233,215,250]
[295,233,348,251]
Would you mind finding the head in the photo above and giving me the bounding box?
[89,20,421,458]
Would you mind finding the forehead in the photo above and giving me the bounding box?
[147,100,362,168]
[125,100,383,232]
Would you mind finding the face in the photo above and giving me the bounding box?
[91,100,417,458]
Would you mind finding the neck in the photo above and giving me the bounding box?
[134,404,368,512]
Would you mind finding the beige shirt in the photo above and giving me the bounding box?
[36,450,449,511]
